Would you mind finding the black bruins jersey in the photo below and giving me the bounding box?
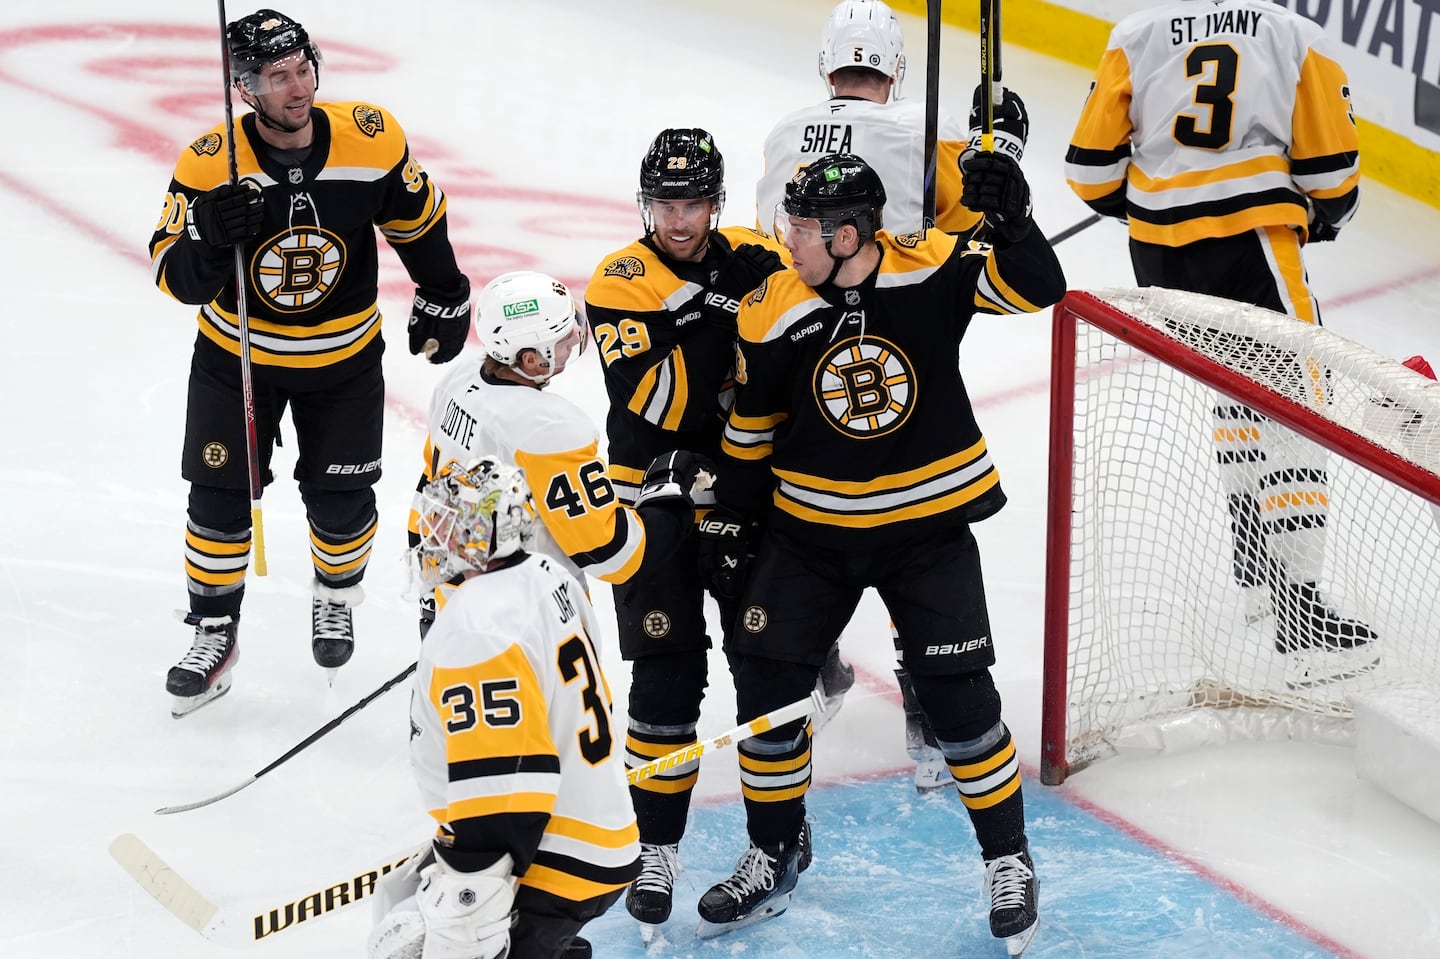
[149,102,464,384]
[720,228,1066,548]
[584,226,788,503]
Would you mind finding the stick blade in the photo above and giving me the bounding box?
[109,833,219,934]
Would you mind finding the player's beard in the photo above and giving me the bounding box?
[256,98,312,135]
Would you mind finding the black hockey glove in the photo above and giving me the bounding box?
[959,150,1034,244]
[967,85,1030,163]
[186,182,265,249]
[634,450,716,512]
[698,506,760,600]
[702,243,784,328]
[409,276,472,364]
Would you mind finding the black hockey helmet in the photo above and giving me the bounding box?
[226,9,322,93]
[782,153,886,242]
[638,128,726,203]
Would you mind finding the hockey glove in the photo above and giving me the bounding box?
[701,243,784,328]
[1306,200,1342,243]
[967,85,1030,163]
[409,277,472,364]
[959,150,1034,244]
[186,182,264,249]
[634,450,716,513]
[412,854,515,959]
[698,506,760,600]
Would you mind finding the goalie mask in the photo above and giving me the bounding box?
[226,9,323,96]
[414,457,536,586]
[818,0,906,99]
[476,271,587,386]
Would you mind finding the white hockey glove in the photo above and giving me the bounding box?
[415,853,516,959]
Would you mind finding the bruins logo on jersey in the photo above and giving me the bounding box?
[353,104,384,137]
[603,256,645,280]
[252,227,347,313]
[893,230,923,248]
[746,276,770,305]
[189,133,222,157]
[813,335,916,438]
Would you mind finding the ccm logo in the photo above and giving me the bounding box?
[326,460,381,475]
[704,292,741,314]
[699,518,741,536]
[925,637,991,656]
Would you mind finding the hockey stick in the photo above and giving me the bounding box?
[110,832,421,946]
[978,0,998,152]
[921,0,942,228]
[626,687,826,784]
[216,0,267,575]
[155,661,418,815]
[1047,212,1103,246]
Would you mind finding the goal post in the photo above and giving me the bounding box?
[1042,288,1440,786]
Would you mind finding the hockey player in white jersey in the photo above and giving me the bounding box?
[754,0,1032,793]
[1065,0,1374,688]
[755,0,1028,237]
[409,270,710,636]
[369,457,640,959]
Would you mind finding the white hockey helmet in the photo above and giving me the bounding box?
[476,270,586,385]
[414,457,536,585]
[818,0,906,99]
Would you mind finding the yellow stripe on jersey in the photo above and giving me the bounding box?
[514,440,646,584]
[519,859,636,901]
[625,347,691,432]
[197,303,382,369]
[720,410,788,462]
[430,646,556,766]
[934,139,985,235]
[977,254,1047,315]
[1291,49,1361,200]
[771,438,1000,528]
[1064,46,1134,201]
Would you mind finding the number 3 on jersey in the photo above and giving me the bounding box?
[545,460,616,517]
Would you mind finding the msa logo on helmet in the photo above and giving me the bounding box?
[503,298,540,318]
[813,334,916,438]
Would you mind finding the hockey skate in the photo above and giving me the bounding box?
[312,581,362,680]
[984,845,1038,957]
[167,613,239,718]
[695,838,801,938]
[626,842,681,941]
[1274,581,1379,690]
[898,667,951,794]
[811,644,854,734]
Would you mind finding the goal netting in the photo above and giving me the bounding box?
[1041,288,1440,785]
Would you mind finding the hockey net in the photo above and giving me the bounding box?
[1041,288,1440,785]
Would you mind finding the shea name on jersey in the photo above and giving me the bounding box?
[1170,8,1262,44]
[801,123,854,154]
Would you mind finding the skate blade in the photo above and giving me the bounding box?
[914,754,950,793]
[170,674,233,719]
[637,922,657,944]
[694,892,793,939]
[1284,649,1381,691]
[1003,920,1038,956]
[322,666,341,687]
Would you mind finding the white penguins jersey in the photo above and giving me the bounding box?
[1065,0,1360,246]
[413,360,648,586]
[756,97,982,236]
[410,553,640,902]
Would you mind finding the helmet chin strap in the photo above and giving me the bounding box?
[822,237,862,286]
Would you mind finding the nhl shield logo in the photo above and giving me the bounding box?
[189,133,222,157]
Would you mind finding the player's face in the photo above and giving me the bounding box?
[646,198,715,262]
[245,50,317,133]
[775,212,833,286]
[548,323,585,375]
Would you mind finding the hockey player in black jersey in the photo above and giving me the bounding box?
[148,9,471,716]
[583,129,792,939]
[697,153,1064,955]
